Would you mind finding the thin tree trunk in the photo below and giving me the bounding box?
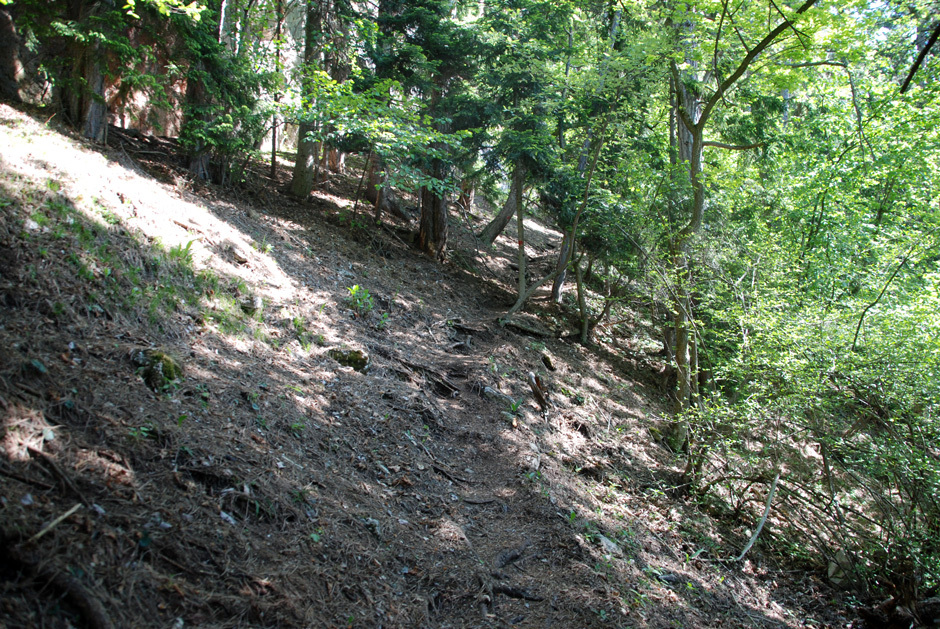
[515,162,526,299]
[576,255,589,344]
[270,0,282,181]
[551,231,573,303]
[551,10,621,300]
[478,160,525,247]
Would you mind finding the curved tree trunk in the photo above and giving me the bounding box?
[478,161,525,247]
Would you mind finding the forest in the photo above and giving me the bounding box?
[2,0,940,626]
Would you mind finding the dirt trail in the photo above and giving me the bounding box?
[0,103,849,628]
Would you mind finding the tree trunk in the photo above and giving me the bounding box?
[478,160,525,247]
[457,177,475,213]
[327,147,345,174]
[0,8,23,103]
[288,0,323,198]
[514,162,526,298]
[418,157,449,261]
[552,9,621,299]
[60,0,111,142]
[550,231,573,303]
[269,0,282,181]
[80,46,107,143]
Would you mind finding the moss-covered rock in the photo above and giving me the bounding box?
[327,347,369,372]
[131,348,183,391]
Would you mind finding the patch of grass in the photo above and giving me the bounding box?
[206,295,248,335]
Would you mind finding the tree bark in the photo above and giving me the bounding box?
[270,0,283,181]
[289,0,323,198]
[60,0,111,143]
[515,160,526,298]
[0,8,23,103]
[478,160,525,247]
[550,230,573,303]
[418,157,449,261]
[457,177,475,213]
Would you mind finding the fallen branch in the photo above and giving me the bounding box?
[27,447,90,506]
[28,503,83,544]
[735,471,781,562]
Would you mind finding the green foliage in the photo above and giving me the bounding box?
[344,285,373,317]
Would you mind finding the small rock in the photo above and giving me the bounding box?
[597,534,622,557]
[131,349,183,391]
[241,295,263,316]
[231,247,249,264]
[362,517,382,538]
[540,351,557,371]
[483,386,515,406]
[328,348,370,372]
[657,572,682,586]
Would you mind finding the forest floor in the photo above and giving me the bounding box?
[0,101,856,628]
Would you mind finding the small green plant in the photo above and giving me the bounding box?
[376,312,390,329]
[252,236,273,254]
[176,413,188,427]
[129,424,154,441]
[168,240,195,265]
[290,421,305,436]
[345,285,373,316]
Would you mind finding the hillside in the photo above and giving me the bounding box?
[0,102,850,628]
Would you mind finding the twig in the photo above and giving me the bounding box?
[0,461,55,490]
[27,447,90,506]
[28,503,83,543]
[493,584,543,601]
[734,470,781,562]
[462,497,498,505]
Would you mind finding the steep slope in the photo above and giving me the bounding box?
[0,102,849,628]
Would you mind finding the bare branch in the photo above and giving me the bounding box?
[901,20,940,93]
[768,0,810,49]
[703,140,765,150]
[701,0,819,126]
[783,60,847,69]
[714,0,730,82]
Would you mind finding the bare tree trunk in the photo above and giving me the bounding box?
[60,0,111,143]
[551,231,573,303]
[289,0,323,197]
[457,177,475,213]
[327,148,345,173]
[270,0,282,181]
[551,9,621,300]
[290,126,320,197]
[478,161,525,247]
[0,8,23,103]
[418,157,449,261]
[576,255,589,344]
[80,47,107,143]
[515,163,526,298]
